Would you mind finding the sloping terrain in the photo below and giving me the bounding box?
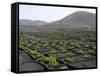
[19,49,45,71]
[19,11,96,71]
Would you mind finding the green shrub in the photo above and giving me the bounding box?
[65,56,74,63]
[83,54,91,59]
[65,53,74,63]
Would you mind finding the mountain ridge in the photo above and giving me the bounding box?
[20,11,96,29]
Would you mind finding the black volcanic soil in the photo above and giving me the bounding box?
[19,50,44,72]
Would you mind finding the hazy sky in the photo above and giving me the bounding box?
[19,5,96,22]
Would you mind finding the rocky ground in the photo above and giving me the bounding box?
[19,50,44,72]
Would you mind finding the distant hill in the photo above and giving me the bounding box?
[20,11,96,32]
[20,19,48,26]
[45,11,96,29]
